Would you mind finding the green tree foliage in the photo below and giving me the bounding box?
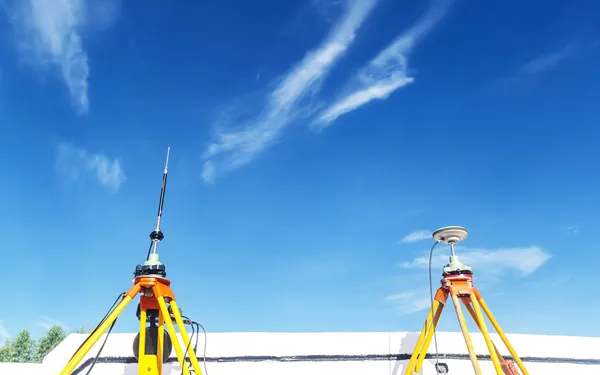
[0,324,71,363]
[74,326,93,334]
[0,339,14,362]
[33,325,66,363]
[7,329,36,362]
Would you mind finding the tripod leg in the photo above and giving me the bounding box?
[404,288,444,375]
[414,301,444,373]
[450,290,482,375]
[59,286,140,375]
[170,300,204,375]
[474,290,529,375]
[137,308,161,375]
[157,295,192,375]
[138,308,147,366]
[463,302,504,362]
[157,313,164,374]
[470,296,504,375]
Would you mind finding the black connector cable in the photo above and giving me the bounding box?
[69,292,125,374]
[196,322,208,375]
[71,294,208,375]
[145,241,154,263]
[428,240,442,371]
[179,314,208,375]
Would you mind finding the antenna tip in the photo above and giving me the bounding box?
[164,147,171,171]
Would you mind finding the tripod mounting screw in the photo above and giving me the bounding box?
[149,230,164,242]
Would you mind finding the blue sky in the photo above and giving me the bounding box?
[0,0,599,344]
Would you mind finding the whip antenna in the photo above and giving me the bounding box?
[142,147,170,274]
[148,146,170,258]
[155,146,170,233]
[59,146,207,375]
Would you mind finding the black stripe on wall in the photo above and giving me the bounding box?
[71,353,600,374]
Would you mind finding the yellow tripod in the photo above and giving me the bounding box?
[60,147,204,374]
[404,226,529,375]
[59,275,204,375]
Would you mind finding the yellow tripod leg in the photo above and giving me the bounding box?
[157,313,165,374]
[404,296,441,375]
[59,289,138,375]
[170,300,204,375]
[464,303,504,362]
[138,310,147,362]
[138,309,147,372]
[450,291,482,375]
[414,301,444,373]
[471,296,504,375]
[137,309,160,375]
[476,294,530,375]
[157,296,192,375]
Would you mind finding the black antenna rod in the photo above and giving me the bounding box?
[147,146,170,260]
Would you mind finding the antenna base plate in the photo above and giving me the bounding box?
[432,226,469,244]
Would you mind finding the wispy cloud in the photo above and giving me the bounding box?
[5,0,121,114]
[0,320,10,345]
[386,245,551,314]
[385,289,431,315]
[201,0,379,183]
[315,0,454,126]
[312,0,347,23]
[489,43,581,91]
[54,142,125,191]
[385,291,432,315]
[399,246,551,277]
[560,225,580,235]
[36,316,69,331]
[399,229,432,244]
[519,44,577,75]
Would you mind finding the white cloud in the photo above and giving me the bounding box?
[6,0,121,114]
[489,43,581,90]
[387,245,551,315]
[201,0,379,182]
[315,0,454,126]
[316,77,414,125]
[560,225,580,235]
[36,316,69,331]
[399,246,552,278]
[399,230,432,244]
[519,44,576,75]
[0,320,10,345]
[201,161,216,184]
[385,291,432,315]
[54,142,125,191]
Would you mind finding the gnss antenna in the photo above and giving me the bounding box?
[403,226,530,375]
[136,146,171,278]
[432,226,471,276]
